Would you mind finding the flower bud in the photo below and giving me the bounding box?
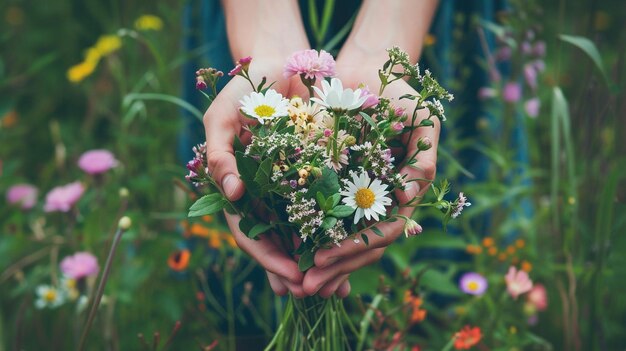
[297,178,306,186]
[119,187,129,198]
[417,137,432,151]
[344,135,356,146]
[118,216,132,230]
[298,169,309,178]
[403,219,423,237]
[195,77,207,90]
[310,167,322,178]
[391,122,404,133]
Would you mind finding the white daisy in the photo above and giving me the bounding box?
[340,170,392,224]
[35,285,65,309]
[239,89,289,124]
[311,78,367,112]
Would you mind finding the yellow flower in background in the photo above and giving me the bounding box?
[67,60,96,83]
[84,47,101,65]
[94,35,122,56]
[135,14,163,31]
[424,33,436,46]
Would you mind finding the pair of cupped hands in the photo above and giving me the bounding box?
[202,54,439,298]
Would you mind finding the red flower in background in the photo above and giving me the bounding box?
[453,325,482,350]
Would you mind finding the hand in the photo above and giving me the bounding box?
[301,60,440,297]
[203,59,310,297]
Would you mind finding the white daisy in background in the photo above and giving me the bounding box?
[239,89,289,124]
[340,170,392,224]
[311,78,367,112]
[35,285,65,309]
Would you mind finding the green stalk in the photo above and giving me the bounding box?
[356,293,383,351]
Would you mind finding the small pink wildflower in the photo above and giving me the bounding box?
[78,149,118,175]
[527,284,548,311]
[60,252,99,279]
[391,122,404,132]
[451,192,471,218]
[284,49,335,81]
[524,98,540,118]
[228,64,242,77]
[502,82,521,103]
[524,64,537,90]
[505,266,533,299]
[359,86,380,109]
[7,184,38,210]
[403,219,423,237]
[44,182,85,212]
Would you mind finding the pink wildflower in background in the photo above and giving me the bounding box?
[459,272,488,296]
[44,181,85,212]
[505,266,533,299]
[527,283,548,311]
[284,49,335,81]
[525,98,540,118]
[502,82,521,103]
[78,149,118,175]
[477,87,497,100]
[60,252,99,279]
[6,184,38,210]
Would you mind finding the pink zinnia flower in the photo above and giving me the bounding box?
[60,252,99,279]
[505,266,533,299]
[7,184,38,210]
[459,272,488,296]
[44,181,85,212]
[502,82,522,103]
[284,49,335,81]
[524,98,540,118]
[78,149,118,175]
[527,284,548,311]
[359,86,380,109]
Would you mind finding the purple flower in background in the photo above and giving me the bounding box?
[78,149,118,175]
[494,46,512,62]
[533,41,546,57]
[60,252,99,279]
[525,98,541,118]
[524,64,537,91]
[459,272,488,296]
[478,87,498,100]
[531,59,546,73]
[6,184,38,210]
[44,181,85,212]
[502,82,522,103]
[521,41,533,55]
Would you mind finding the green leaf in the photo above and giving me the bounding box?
[316,191,327,210]
[359,112,378,129]
[298,249,315,272]
[361,233,369,246]
[321,216,337,230]
[235,152,258,186]
[248,223,274,239]
[420,269,462,296]
[328,205,355,218]
[124,93,203,122]
[330,193,341,208]
[254,157,273,189]
[188,194,226,217]
[371,226,384,237]
[324,196,335,212]
[238,215,256,236]
[307,167,340,198]
[559,34,611,87]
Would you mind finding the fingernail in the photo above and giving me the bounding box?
[222,173,238,199]
[405,181,419,201]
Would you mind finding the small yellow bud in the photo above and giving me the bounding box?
[298,169,309,178]
[297,178,306,186]
[272,164,281,172]
[119,187,129,198]
[118,216,132,230]
[344,135,357,146]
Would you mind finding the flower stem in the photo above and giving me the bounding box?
[77,224,127,351]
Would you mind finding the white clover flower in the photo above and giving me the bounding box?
[340,170,392,224]
[35,285,65,309]
[239,89,289,124]
[311,78,367,112]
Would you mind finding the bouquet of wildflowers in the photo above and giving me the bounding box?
[187,47,466,350]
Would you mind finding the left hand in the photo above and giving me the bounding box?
[301,60,440,296]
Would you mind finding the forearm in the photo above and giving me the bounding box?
[338,0,438,66]
[221,0,310,61]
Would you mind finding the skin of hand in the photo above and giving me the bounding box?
[206,0,352,298]
[300,0,440,296]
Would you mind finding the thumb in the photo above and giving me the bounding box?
[206,150,245,201]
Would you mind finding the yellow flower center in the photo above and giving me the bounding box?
[254,104,276,118]
[44,290,57,302]
[467,281,479,291]
[355,188,375,209]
